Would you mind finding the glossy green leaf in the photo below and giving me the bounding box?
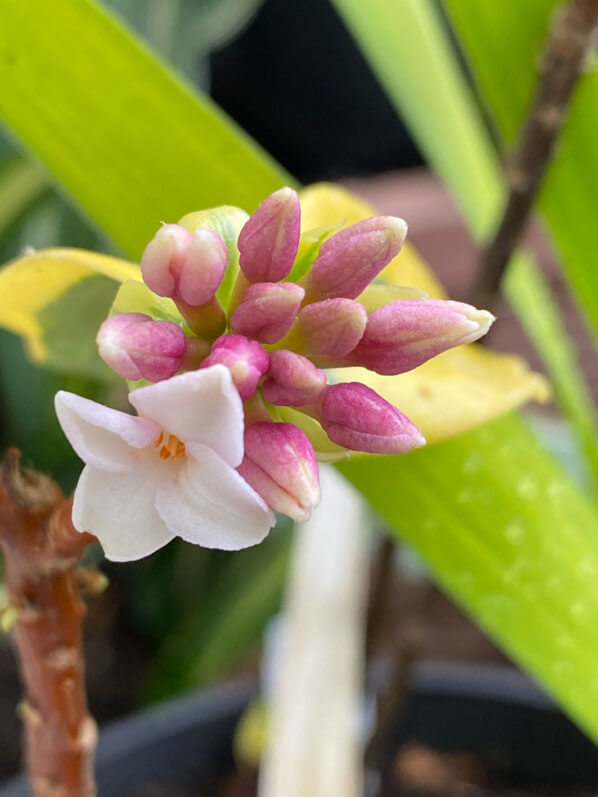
[329,0,503,239]
[505,258,598,489]
[0,197,109,488]
[339,414,598,742]
[3,0,598,738]
[0,248,139,378]
[444,1,598,350]
[329,0,598,738]
[0,0,292,261]
[0,157,47,239]
[331,0,598,490]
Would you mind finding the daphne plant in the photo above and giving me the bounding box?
[53,186,495,562]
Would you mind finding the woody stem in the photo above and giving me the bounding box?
[0,449,97,797]
[470,0,598,306]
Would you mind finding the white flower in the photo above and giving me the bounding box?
[55,365,275,561]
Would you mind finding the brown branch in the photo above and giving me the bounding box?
[364,535,422,795]
[365,536,395,660]
[470,0,598,307]
[0,449,97,797]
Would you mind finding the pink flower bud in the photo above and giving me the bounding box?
[141,224,227,306]
[307,216,407,300]
[97,313,186,382]
[238,187,301,283]
[296,298,367,358]
[140,224,190,298]
[238,421,320,521]
[177,229,228,306]
[349,300,495,375]
[200,334,269,399]
[230,282,305,344]
[318,383,425,454]
[262,350,327,407]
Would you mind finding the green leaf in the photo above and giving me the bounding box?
[0,330,83,482]
[286,222,343,283]
[0,247,139,378]
[0,0,292,261]
[443,0,598,352]
[4,0,598,741]
[299,184,549,444]
[338,414,598,742]
[505,257,598,490]
[329,0,503,239]
[331,0,598,491]
[178,205,249,308]
[328,0,598,739]
[144,524,292,699]
[111,279,183,325]
[0,157,47,240]
[37,275,120,379]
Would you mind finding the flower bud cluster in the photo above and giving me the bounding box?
[97,187,494,523]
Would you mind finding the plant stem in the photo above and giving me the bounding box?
[365,536,394,660]
[470,0,598,307]
[364,536,421,796]
[0,449,97,797]
[365,639,418,796]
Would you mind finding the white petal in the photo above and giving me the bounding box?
[72,462,175,561]
[155,443,275,551]
[55,391,161,473]
[129,365,244,467]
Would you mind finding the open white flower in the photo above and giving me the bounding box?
[55,365,275,561]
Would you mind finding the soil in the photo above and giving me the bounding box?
[387,742,596,796]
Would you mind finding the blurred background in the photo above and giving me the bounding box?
[0,0,591,782]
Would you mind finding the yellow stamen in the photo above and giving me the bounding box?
[154,432,186,461]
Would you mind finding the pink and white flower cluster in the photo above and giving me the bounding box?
[56,187,494,560]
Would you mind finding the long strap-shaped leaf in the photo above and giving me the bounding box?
[339,412,598,740]
[0,0,292,259]
[2,0,598,742]
[0,157,47,239]
[441,0,598,348]
[330,0,598,491]
[444,1,598,350]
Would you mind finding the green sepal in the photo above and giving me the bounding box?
[178,205,249,310]
[286,222,343,283]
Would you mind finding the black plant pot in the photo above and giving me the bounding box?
[2,663,597,796]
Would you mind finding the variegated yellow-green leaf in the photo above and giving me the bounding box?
[300,184,548,443]
[0,248,139,377]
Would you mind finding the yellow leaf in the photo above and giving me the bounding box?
[0,247,139,375]
[299,183,549,443]
[278,407,350,462]
[300,182,446,299]
[357,283,428,310]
